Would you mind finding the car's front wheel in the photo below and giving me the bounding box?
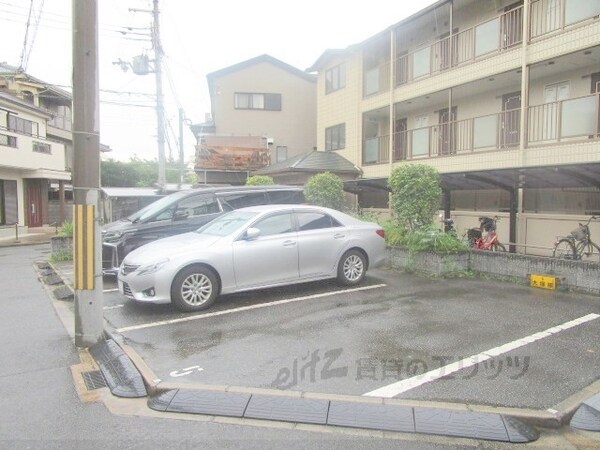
[337,249,366,286]
[171,265,219,312]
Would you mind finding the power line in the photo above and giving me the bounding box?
[18,0,34,70]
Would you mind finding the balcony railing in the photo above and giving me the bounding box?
[394,6,523,86]
[529,92,600,144]
[363,136,390,164]
[530,0,600,40]
[389,110,521,161]
[363,61,391,97]
[363,1,599,91]
[363,95,599,163]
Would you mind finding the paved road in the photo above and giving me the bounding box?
[3,244,493,450]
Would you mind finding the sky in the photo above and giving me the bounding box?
[0,0,437,162]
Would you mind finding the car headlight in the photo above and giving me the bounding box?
[103,229,136,243]
[136,258,170,276]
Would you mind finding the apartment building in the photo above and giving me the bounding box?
[0,91,68,237]
[309,0,600,255]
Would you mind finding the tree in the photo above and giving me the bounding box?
[101,157,196,187]
[304,172,345,210]
[246,175,275,186]
[388,164,441,231]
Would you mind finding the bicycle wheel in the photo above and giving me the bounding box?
[553,239,576,260]
[492,242,506,252]
[576,241,600,262]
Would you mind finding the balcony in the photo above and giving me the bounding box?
[363,0,599,95]
[529,92,600,144]
[362,92,599,164]
[530,0,600,40]
[391,109,521,162]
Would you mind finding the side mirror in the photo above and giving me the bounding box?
[245,227,261,240]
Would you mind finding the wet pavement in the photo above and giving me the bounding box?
[41,253,600,446]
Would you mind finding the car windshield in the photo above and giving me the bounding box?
[127,192,187,223]
[196,210,258,236]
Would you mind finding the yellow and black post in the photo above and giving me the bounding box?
[72,0,103,347]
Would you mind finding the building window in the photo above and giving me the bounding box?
[326,64,346,94]
[325,123,345,151]
[234,93,281,111]
[8,114,38,136]
[276,146,288,162]
[0,133,17,148]
[33,141,51,154]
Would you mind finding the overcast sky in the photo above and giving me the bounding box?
[1,0,437,162]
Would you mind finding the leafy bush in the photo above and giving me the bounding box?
[246,175,275,186]
[50,248,72,262]
[382,220,407,246]
[389,164,442,231]
[304,172,345,210]
[402,227,467,253]
[58,220,73,237]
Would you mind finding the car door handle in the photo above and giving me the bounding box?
[283,240,297,247]
[334,233,345,239]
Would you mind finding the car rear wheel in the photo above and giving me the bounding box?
[337,249,366,286]
[171,265,219,312]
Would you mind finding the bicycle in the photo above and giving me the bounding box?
[469,216,506,252]
[439,214,506,251]
[552,216,600,262]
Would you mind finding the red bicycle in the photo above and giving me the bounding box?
[467,216,506,252]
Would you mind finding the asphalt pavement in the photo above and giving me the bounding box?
[0,242,481,450]
[2,238,600,448]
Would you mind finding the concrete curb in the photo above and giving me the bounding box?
[114,333,568,430]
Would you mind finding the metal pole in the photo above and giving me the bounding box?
[153,0,166,187]
[72,0,103,347]
[179,108,184,185]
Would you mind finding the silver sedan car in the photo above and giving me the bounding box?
[118,204,386,312]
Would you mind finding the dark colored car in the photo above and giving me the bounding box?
[101,185,305,275]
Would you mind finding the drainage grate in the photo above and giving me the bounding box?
[82,370,107,390]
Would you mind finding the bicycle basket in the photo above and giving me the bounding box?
[570,226,586,241]
[467,228,482,241]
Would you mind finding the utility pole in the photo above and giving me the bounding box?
[179,107,184,185]
[152,0,166,187]
[72,0,103,347]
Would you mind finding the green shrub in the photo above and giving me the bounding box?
[246,175,275,186]
[402,227,467,253]
[49,248,72,262]
[389,164,442,231]
[382,220,406,246]
[58,220,73,237]
[304,172,345,210]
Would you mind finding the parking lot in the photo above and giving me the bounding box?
[98,267,600,411]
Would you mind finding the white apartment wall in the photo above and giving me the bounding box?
[212,62,316,159]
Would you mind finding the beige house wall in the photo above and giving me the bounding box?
[212,61,316,160]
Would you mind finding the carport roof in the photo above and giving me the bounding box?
[344,163,600,193]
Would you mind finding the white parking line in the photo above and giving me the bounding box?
[116,284,387,333]
[103,288,119,293]
[363,313,600,398]
[103,304,125,310]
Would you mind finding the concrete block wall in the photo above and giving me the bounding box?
[387,247,600,296]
